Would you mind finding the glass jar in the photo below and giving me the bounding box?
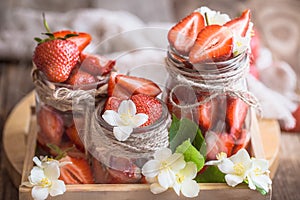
[165,47,258,161]
[33,69,108,153]
[89,98,171,184]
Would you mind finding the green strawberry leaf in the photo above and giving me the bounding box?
[169,116,205,154]
[195,166,226,183]
[175,139,204,172]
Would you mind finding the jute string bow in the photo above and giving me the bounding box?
[165,52,261,112]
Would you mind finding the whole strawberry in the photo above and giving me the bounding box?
[33,40,80,82]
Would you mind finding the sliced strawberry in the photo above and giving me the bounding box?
[37,106,64,146]
[80,53,115,76]
[189,25,233,63]
[115,75,162,97]
[224,9,251,37]
[107,72,130,99]
[226,97,249,140]
[59,155,94,184]
[53,30,92,52]
[168,12,205,55]
[131,94,162,127]
[65,123,85,152]
[206,132,235,160]
[65,67,96,86]
[232,129,250,155]
[104,96,122,111]
[33,39,80,82]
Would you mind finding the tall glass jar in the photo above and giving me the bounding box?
[165,47,258,161]
[33,69,108,153]
[89,98,171,184]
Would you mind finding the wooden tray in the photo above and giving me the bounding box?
[3,91,280,200]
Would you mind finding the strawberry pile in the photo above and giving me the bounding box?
[103,72,163,127]
[33,17,115,84]
[168,9,251,63]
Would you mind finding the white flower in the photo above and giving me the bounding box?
[102,99,148,141]
[247,158,272,193]
[196,6,230,25]
[24,157,67,200]
[205,152,228,166]
[142,148,186,190]
[173,162,200,198]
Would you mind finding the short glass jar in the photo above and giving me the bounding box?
[89,99,171,184]
[33,69,108,152]
[165,47,257,161]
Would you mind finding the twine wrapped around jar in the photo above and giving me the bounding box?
[32,69,108,112]
[165,49,261,113]
[84,99,171,169]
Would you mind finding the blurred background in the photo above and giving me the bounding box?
[0,0,299,200]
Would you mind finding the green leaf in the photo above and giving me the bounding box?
[195,166,226,183]
[256,186,268,196]
[64,33,79,39]
[169,116,205,153]
[175,139,205,172]
[34,37,43,43]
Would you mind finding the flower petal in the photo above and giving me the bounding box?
[113,126,132,141]
[172,181,181,196]
[225,174,244,187]
[153,148,172,161]
[251,174,272,193]
[167,153,186,172]
[150,183,168,194]
[31,186,49,200]
[230,149,252,169]
[49,180,66,197]
[205,160,222,166]
[102,110,120,126]
[252,158,269,172]
[179,162,197,179]
[142,160,161,178]
[218,158,235,174]
[118,100,136,116]
[33,157,42,168]
[247,175,257,190]
[158,169,176,189]
[132,113,148,127]
[44,162,60,180]
[29,167,45,185]
[181,179,200,198]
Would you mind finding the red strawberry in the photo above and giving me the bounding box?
[206,132,235,160]
[226,97,249,140]
[65,67,96,86]
[168,12,205,55]
[189,25,233,63]
[225,9,251,37]
[59,155,94,184]
[131,94,162,127]
[33,39,80,82]
[115,75,161,97]
[65,123,85,152]
[232,129,250,155]
[80,53,115,76]
[104,96,122,111]
[37,106,64,146]
[107,72,131,99]
[53,30,92,52]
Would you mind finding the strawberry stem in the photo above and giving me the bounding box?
[42,13,52,34]
[46,143,75,160]
[204,12,210,26]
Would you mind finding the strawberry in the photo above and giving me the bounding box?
[59,155,94,184]
[281,105,300,132]
[104,96,122,111]
[224,9,251,37]
[131,94,162,127]
[53,30,92,52]
[65,67,96,86]
[80,53,115,76]
[168,12,205,55]
[65,123,85,152]
[206,132,235,160]
[37,106,64,146]
[226,97,249,140]
[232,129,250,155]
[33,39,80,82]
[107,72,130,99]
[115,75,162,97]
[189,25,233,63]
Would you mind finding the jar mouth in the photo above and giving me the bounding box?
[96,98,169,134]
[167,46,248,74]
[33,68,109,90]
